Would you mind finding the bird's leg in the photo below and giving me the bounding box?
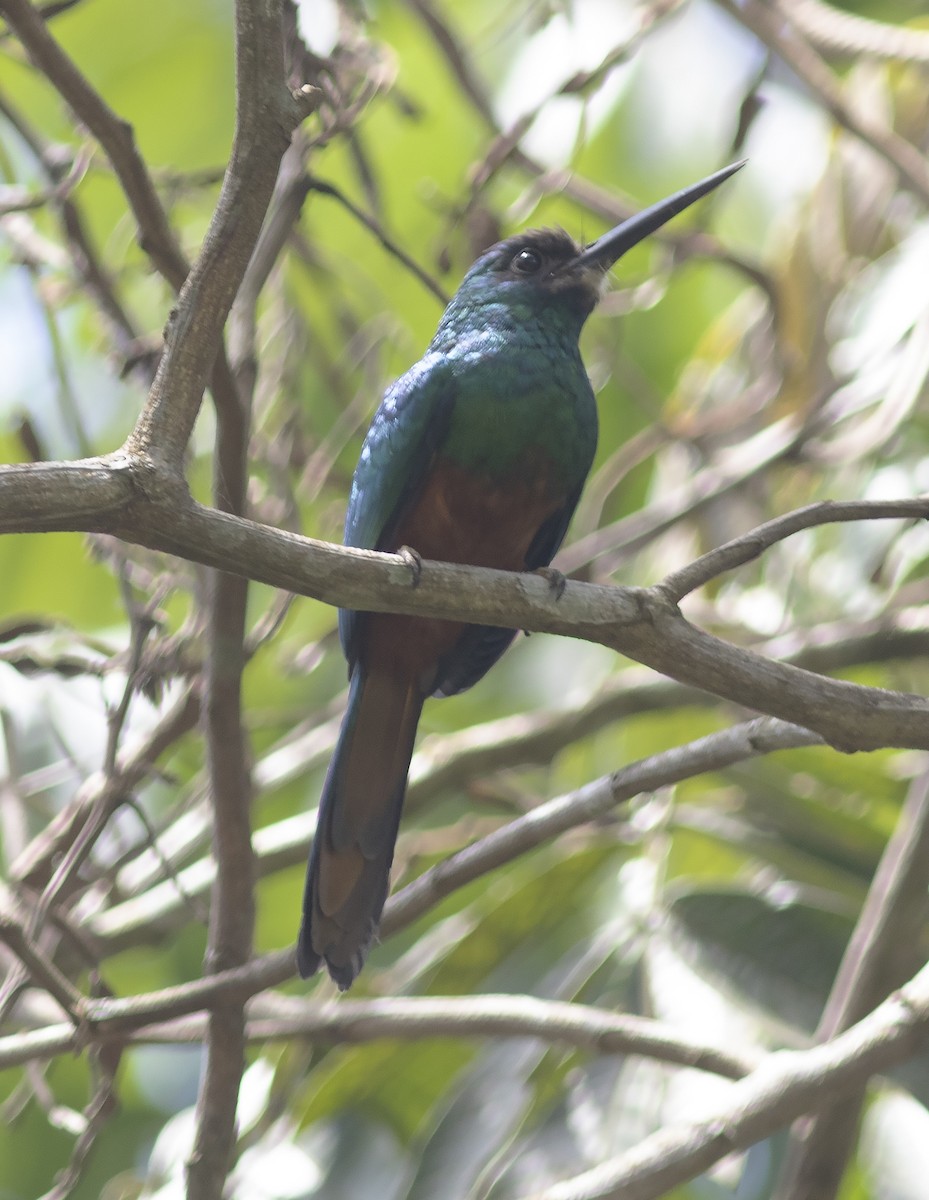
[532,565,567,600]
[397,545,423,588]
[524,566,567,634]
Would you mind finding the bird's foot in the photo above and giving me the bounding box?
[533,565,567,600]
[398,545,423,588]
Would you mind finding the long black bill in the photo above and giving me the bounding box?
[574,160,745,270]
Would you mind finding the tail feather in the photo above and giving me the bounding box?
[297,668,423,988]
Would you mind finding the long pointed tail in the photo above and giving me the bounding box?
[297,668,423,988]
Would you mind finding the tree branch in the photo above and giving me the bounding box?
[773,769,929,1198]
[124,42,317,470]
[177,1,299,1196]
[5,993,758,1081]
[660,498,928,600]
[779,0,929,65]
[381,717,822,942]
[0,460,925,751]
[524,956,929,1200]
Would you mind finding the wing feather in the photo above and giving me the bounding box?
[339,354,456,666]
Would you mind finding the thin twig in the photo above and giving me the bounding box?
[0,86,143,366]
[381,718,822,940]
[0,915,85,1020]
[557,417,804,574]
[8,993,759,1080]
[660,498,929,601]
[307,174,449,304]
[8,683,200,891]
[0,0,189,287]
[39,1048,120,1200]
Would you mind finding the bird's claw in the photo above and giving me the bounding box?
[533,565,567,600]
[398,545,423,588]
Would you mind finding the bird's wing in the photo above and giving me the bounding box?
[339,354,456,665]
[432,480,586,697]
[523,479,586,571]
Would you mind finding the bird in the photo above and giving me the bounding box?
[297,161,744,988]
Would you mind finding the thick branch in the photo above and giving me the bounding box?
[119,495,929,753]
[180,2,290,1197]
[0,459,926,751]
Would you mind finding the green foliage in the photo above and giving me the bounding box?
[2,0,929,1197]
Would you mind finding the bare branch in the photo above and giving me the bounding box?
[179,0,298,1195]
[0,914,84,1019]
[523,957,929,1200]
[1,2,928,1193]
[0,87,143,366]
[9,684,200,890]
[382,718,821,940]
[38,1049,119,1200]
[84,716,820,956]
[660,498,929,601]
[558,418,802,574]
[245,993,756,1078]
[0,458,925,751]
[6,993,758,1080]
[307,174,449,304]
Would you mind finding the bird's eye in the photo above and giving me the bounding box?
[511,247,543,275]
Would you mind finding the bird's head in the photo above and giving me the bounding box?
[454,227,607,326]
[437,161,744,341]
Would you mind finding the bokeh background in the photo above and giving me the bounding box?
[2,0,929,1196]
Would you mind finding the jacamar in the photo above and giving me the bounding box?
[298,161,743,988]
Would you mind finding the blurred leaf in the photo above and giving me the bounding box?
[299,1038,474,1145]
[668,887,849,1035]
